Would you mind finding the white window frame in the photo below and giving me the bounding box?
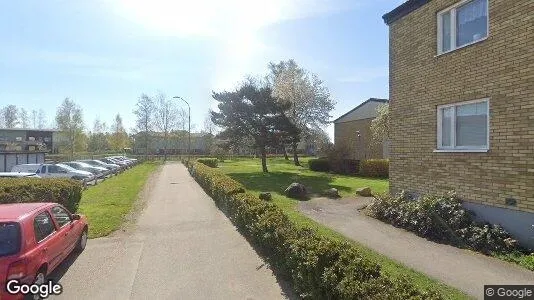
[437,0,489,55]
[436,98,490,152]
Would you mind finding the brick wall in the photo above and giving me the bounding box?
[388,0,534,212]
[334,118,385,160]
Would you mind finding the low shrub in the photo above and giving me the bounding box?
[308,158,330,172]
[197,158,218,168]
[359,159,389,178]
[331,159,359,175]
[187,161,443,299]
[324,145,360,175]
[0,178,83,212]
[367,192,526,255]
[309,157,359,175]
[186,162,244,203]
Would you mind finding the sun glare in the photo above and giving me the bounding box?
[113,0,286,37]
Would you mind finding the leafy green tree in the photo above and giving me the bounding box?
[202,113,217,155]
[108,114,130,151]
[211,79,299,172]
[3,105,19,128]
[268,59,335,166]
[88,118,109,152]
[370,104,390,144]
[31,109,38,128]
[133,94,155,157]
[55,98,84,158]
[75,131,89,152]
[154,93,179,161]
[19,108,29,128]
[37,109,47,129]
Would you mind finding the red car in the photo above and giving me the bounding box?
[0,203,88,300]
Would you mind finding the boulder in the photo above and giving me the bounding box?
[323,188,340,199]
[259,192,272,201]
[284,183,308,199]
[356,187,372,197]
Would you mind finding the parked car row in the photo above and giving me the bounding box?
[2,156,138,185]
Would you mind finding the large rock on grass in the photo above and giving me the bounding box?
[356,187,372,197]
[323,188,340,199]
[284,183,308,199]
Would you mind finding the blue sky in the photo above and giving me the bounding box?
[0,0,402,139]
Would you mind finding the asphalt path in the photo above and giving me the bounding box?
[51,162,290,300]
[298,197,534,300]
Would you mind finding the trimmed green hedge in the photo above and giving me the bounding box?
[0,178,83,212]
[187,161,443,299]
[359,159,389,178]
[308,158,330,172]
[197,158,218,168]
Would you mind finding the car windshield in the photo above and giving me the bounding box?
[57,164,77,171]
[75,162,92,168]
[0,222,21,257]
[16,165,39,172]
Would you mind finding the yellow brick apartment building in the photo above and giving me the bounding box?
[383,0,533,247]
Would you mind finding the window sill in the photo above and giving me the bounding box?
[435,36,488,57]
[434,149,489,153]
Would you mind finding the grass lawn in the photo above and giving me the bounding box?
[221,157,389,196]
[495,252,534,271]
[78,162,161,238]
[219,157,470,300]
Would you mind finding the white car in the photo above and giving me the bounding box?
[63,161,109,178]
[36,163,94,182]
[109,156,137,166]
[0,172,40,178]
[11,164,42,173]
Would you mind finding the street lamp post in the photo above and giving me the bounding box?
[173,96,191,159]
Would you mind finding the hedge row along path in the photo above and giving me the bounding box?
[298,197,534,299]
[51,163,290,300]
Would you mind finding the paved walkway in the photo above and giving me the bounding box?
[298,197,534,300]
[52,163,290,300]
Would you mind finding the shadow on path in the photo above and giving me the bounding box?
[48,250,82,283]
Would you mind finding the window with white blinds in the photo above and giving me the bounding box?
[437,0,488,54]
[437,99,489,151]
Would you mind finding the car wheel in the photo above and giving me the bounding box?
[24,270,46,300]
[76,228,88,252]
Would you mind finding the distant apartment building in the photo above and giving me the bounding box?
[0,128,58,152]
[132,131,213,155]
[0,128,56,171]
[334,98,389,160]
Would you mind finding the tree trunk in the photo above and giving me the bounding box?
[283,146,289,160]
[260,147,268,173]
[291,141,300,166]
[70,132,75,160]
[163,131,168,161]
[71,141,74,160]
[145,132,149,160]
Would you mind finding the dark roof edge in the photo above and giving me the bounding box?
[0,151,49,154]
[333,98,389,123]
[382,0,430,25]
[0,128,58,132]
